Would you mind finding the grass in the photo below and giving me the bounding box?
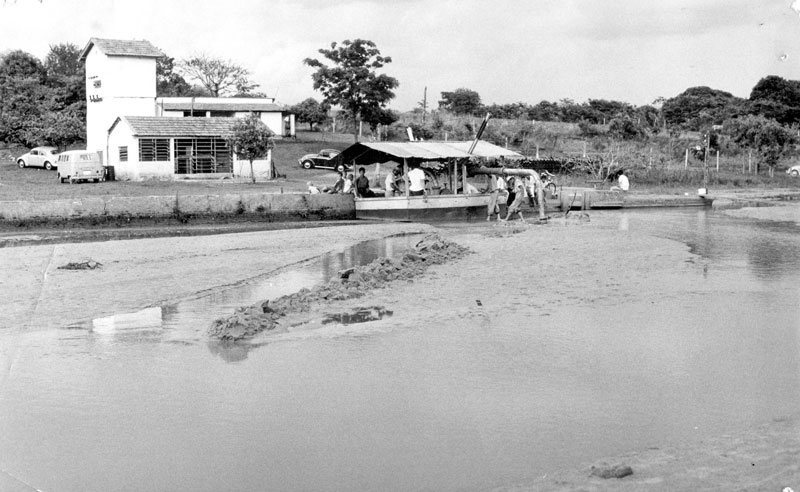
[0,136,349,201]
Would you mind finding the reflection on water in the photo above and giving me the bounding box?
[2,211,800,492]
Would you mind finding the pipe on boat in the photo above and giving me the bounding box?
[474,166,547,221]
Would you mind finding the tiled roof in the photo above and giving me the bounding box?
[80,38,164,61]
[118,116,240,137]
[161,101,285,112]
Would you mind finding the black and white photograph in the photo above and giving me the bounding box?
[1,1,800,491]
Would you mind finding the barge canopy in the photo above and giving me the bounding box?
[337,140,523,167]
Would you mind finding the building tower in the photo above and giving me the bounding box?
[79,38,164,161]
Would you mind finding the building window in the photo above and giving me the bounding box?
[139,138,170,161]
[119,146,128,162]
[173,137,232,174]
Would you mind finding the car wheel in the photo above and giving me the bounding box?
[336,164,345,173]
[17,160,25,168]
[44,161,53,170]
[302,160,314,169]
[792,170,799,177]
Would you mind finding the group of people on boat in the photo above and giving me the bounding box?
[308,164,431,198]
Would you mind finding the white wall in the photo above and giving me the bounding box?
[233,151,273,179]
[85,48,157,158]
[107,120,174,180]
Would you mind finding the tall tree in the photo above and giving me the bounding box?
[304,39,398,141]
[44,43,82,79]
[662,86,745,130]
[748,75,800,124]
[179,54,258,97]
[157,55,194,97]
[438,88,482,115]
[0,50,49,146]
[290,97,329,131]
[227,113,274,183]
[728,114,794,175]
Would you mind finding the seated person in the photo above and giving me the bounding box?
[324,172,345,194]
[307,182,321,194]
[355,167,376,198]
[407,164,427,196]
[342,173,354,194]
[610,171,630,192]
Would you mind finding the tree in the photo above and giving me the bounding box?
[179,54,258,97]
[748,75,800,125]
[157,56,196,97]
[662,86,745,130]
[608,115,648,140]
[44,43,82,79]
[0,51,49,145]
[360,106,398,132]
[290,98,329,131]
[304,39,399,141]
[728,114,794,175]
[438,88,482,115]
[227,113,274,183]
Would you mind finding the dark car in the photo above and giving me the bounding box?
[298,148,348,172]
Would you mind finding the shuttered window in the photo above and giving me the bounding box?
[139,139,170,161]
[119,146,128,162]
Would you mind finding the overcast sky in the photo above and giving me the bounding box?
[2,0,800,110]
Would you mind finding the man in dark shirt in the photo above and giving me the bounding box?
[355,167,376,198]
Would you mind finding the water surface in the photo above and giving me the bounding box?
[1,209,799,492]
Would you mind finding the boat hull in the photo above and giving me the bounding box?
[355,194,491,221]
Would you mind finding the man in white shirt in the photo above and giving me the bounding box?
[611,171,629,192]
[408,165,426,196]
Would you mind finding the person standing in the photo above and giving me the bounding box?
[384,168,401,197]
[486,174,507,221]
[407,164,427,197]
[501,176,527,221]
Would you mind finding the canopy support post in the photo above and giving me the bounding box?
[403,159,409,198]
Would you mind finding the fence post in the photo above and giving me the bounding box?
[748,150,752,174]
[716,150,719,172]
[684,148,688,170]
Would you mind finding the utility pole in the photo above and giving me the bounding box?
[702,132,710,192]
[421,86,428,125]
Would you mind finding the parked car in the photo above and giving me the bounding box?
[17,146,59,170]
[787,164,800,177]
[56,150,105,184]
[298,149,348,172]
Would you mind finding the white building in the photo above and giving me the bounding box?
[80,37,295,179]
[80,38,163,156]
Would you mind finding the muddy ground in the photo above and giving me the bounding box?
[2,200,799,491]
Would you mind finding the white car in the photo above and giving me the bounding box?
[17,146,59,170]
[786,164,800,177]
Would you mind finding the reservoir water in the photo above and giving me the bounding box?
[1,208,799,492]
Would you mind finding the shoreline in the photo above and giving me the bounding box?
[3,187,798,230]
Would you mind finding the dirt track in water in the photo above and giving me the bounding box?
[2,202,799,491]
